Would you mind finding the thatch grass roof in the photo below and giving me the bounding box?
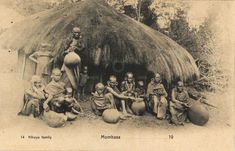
[0,0,199,83]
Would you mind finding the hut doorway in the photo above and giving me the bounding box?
[103,63,151,88]
[84,63,152,93]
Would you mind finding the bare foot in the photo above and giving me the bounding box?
[122,112,133,117]
[119,114,127,120]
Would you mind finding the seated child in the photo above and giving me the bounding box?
[18,75,46,117]
[91,83,116,116]
[64,88,84,114]
[135,81,146,99]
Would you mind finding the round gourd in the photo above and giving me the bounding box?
[131,100,146,116]
[187,102,209,126]
[64,52,81,66]
[43,111,67,128]
[102,109,120,124]
[65,112,77,121]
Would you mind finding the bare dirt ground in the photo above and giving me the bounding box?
[0,47,234,150]
[0,71,234,151]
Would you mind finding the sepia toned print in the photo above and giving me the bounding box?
[0,0,234,150]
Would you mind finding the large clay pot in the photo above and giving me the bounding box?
[131,100,146,116]
[102,109,120,124]
[64,52,81,67]
[187,102,209,126]
[43,111,67,128]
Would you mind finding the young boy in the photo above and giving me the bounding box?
[78,66,89,101]
[135,80,146,99]
[91,83,115,116]
[64,87,84,114]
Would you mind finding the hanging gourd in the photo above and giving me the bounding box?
[94,47,102,66]
[64,51,81,67]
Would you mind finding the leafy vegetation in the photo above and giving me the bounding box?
[106,0,228,92]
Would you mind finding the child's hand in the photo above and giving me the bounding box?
[107,104,112,109]
[78,112,85,117]
[32,85,38,92]
[69,104,73,108]
[183,103,189,107]
[43,103,49,111]
[55,102,61,107]
[128,96,136,100]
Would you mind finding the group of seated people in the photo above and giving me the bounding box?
[18,68,84,121]
[18,67,192,126]
[91,72,192,125]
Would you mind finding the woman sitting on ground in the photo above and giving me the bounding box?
[43,68,66,113]
[169,81,190,125]
[18,75,46,117]
[146,73,168,120]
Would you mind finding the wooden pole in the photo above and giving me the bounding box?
[21,54,26,79]
[138,0,142,22]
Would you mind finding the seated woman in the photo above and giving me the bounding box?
[170,81,190,125]
[146,73,168,120]
[18,75,46,117]
[91,83,116,116]
[104,75,135,116]
[43,68,67,113]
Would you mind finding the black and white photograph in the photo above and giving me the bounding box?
[0,0,234,150]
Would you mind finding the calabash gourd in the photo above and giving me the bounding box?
[64,52,81,67]
[131,100,146,116]
[102,109,120,124]
[43,111,67,128]
[187,102,209,126]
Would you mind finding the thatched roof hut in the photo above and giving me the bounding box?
[0,0,199,86]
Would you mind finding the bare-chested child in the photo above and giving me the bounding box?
[78,66,89,101]
[136,81,146,99]
[64,88,84,114]
[91,83,116,116]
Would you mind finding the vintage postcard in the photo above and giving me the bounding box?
[0,0,234,150]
